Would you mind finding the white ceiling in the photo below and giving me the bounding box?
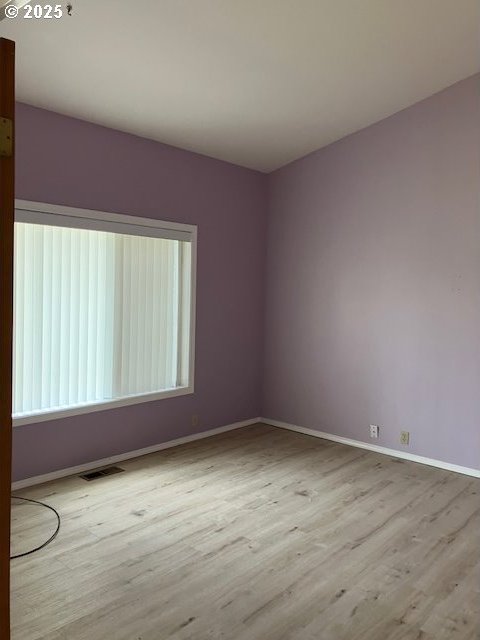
[2,0,479,172]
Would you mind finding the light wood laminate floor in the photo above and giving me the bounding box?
[10,424,480,640]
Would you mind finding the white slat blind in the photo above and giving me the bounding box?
[13,216,193,419]
[117,235,179,396]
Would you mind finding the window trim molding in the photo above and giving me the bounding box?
[13,200,197,428]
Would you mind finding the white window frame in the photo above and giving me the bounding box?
[13,200,197,427]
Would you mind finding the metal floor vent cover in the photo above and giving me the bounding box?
[80,466,125,481]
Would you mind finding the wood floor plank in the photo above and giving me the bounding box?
[10,424,480,640]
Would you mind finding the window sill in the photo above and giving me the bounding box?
[12,385,194,427]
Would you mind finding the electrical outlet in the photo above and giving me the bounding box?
[191,414,199,428]
[369,424,379,439]
[400,430,410,445]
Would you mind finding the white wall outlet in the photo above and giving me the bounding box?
[191,414,199,428]
[400,430,410,445]
[369,424,379,439]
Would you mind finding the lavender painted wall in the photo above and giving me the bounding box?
[263,75,480,470]
[13,74,480,480]
[13,103,267,481]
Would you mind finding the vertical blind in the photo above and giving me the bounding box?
[13,218,192,418]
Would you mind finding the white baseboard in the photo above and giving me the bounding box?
[12,418,261,490]
[261,417,480,479]
[13,416,479,490]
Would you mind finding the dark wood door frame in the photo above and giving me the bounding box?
[0,37,15,640]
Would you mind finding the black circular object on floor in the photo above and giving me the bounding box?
[10,496,61,559]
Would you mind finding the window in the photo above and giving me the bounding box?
[13,201,196,425]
